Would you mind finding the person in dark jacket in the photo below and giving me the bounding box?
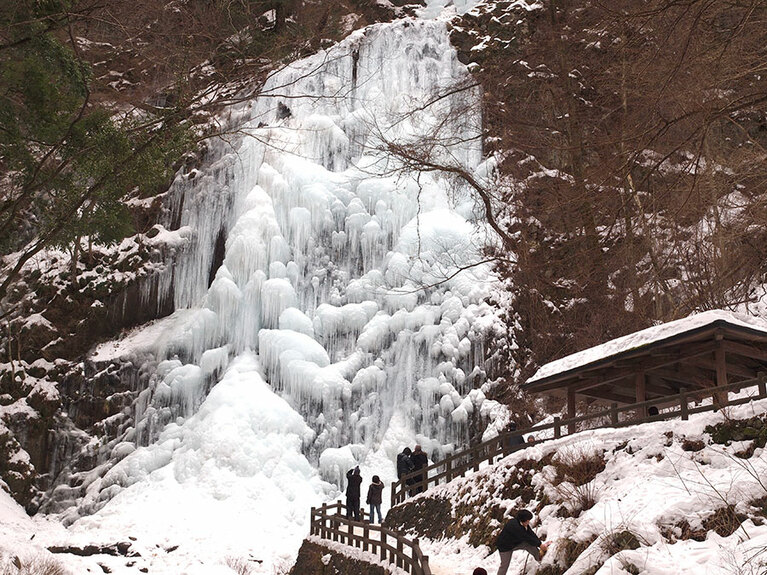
[397,447,415,479]
[495,509,549,575]
[506,421,525,453]
[410,444,429,494]
[366,475,384,524]
[345,466,362,521]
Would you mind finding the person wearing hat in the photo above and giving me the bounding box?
[410,444,428,493]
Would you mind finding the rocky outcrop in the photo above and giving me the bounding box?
[290,540,391,575]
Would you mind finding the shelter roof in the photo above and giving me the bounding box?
[524,310,767,401]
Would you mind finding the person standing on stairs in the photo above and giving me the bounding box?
[345,466,362,521]
[397,447,415,480]
[411,444,429,494]
[495,509,549,575]
[366,475,384,524]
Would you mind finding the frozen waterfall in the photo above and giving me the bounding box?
[72,16,501,569]
[133,18,498,465]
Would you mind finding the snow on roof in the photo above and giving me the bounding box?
[527,309,767,385]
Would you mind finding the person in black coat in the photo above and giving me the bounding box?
[506,421,525,453]
[410,444,429,494]
[495,509,549,575]
[366,475,384,524]
[345,466,362,521]
[397,447,415,479]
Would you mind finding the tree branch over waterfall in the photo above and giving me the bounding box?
[382,140,514,251]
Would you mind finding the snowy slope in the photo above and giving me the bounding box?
[394,394,767,575]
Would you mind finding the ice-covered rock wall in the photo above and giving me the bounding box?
[81,17,500,517]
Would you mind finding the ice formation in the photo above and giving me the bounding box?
[75,11,500,571]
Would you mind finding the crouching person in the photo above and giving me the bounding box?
[495,509,549,575]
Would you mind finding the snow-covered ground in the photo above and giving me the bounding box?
[417,394,767,575]
[6,393,766,574]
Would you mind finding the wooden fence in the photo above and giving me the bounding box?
[392,374,767,506]
[309,500,432,575]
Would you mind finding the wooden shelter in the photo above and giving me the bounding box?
[523,310,767,432]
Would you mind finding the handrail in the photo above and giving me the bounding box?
[391,373,767,506]
[309,500,432,575]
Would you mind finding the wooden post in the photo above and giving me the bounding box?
[422,554,430,575]
[636,372,646,418]
[554,416,561,439]
[567,387,576,434]
[610,402,618,425]
[446,457,452,482]
[715,344,728,408]
[363,523,369,552]
[380,532,387,562]
[680,389,688,420]
[391,482,397,508]
[310,507,316,536]
[397,537,404,568]
[759,376,767,398]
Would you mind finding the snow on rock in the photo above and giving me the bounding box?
[67,353,329,573]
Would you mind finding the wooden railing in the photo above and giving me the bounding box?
[309,500,432,575]
[391,374,767,506]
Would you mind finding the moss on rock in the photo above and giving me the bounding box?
[383,495,453,540]
[290,539,392,575]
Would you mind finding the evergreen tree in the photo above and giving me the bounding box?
[0,0,190,296]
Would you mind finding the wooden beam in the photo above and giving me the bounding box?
[648,366,714,389]
[577,387,636,405]
[636,372,647,418]
[577,376,674,399]
[641,373,687,393]
[567,387,576,434]
[722,340,767,363]
[713,342,729,408]
[694,357,757,380]
[715,345,728,387]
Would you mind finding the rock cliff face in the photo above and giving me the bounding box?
[0,0,427,512]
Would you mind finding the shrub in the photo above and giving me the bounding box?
[660,519,707,542]
[551,448,606,487]
[550,447,605,514]
[559,535,598,569]
[702,505,745,538]
[704,417,767,448]
[602,530,642,555]
[225,557,255,575]
[681,438,706,452]
[750,496,767,519]
[621,562,641,575]
[0,553,70,575]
